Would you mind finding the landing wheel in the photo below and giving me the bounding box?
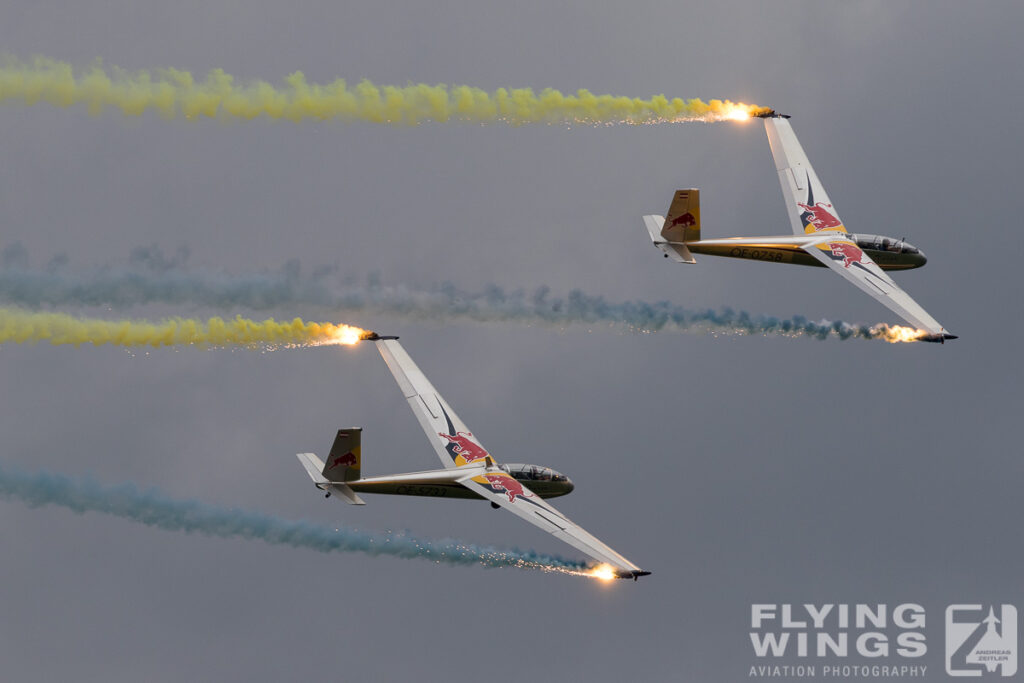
[490,502,500,509]
[325,491,331,499]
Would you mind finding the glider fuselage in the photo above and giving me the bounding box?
[687,233,926,271]
[340,463,574,500]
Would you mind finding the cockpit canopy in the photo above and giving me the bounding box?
[500,463,569,483]
[851,233,921,255]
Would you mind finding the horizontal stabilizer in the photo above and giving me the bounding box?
[643,215,695,263]
[325,483,366,505]
[296,453,367,505]
[297,453,328,484]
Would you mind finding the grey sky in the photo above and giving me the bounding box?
[0,2,1022,681]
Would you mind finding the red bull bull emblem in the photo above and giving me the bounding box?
[669,212,696,228]
[482,473,533,504]
[827,241,867,268]
[797,202,842,232]
[438,431,490,463]
[328,451,357,470]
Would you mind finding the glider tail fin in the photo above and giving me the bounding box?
[643,188,700,263]
[322,429,361,482]
[662,189,701,243]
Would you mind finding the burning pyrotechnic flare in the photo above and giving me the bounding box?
[0,56,771,125]
[872,325,942,344]
[588,563,619,582]
[0,307,370,349]
[724,104,753,121]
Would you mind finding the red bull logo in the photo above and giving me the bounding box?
[669,212,696,228]
[797,202,842,232]
[482,473,533,503]
[827,241,867,268]
[328,451,357,470]
[438,431,490,463]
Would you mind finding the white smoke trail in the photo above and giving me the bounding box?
[0,462,589,575]
[0,245,897,341]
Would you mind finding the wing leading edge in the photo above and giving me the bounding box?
[798,236,946,335]
[763,115,951,337]
[764,116,848,236]
[374,338,648,577]
[457,472,646,576]
[375,339,493,470]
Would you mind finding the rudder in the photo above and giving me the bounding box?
[321,428,361,482]
[662,189,701,243]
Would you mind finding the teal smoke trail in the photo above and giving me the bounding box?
[0,245,893,341]
[0,462,589,575]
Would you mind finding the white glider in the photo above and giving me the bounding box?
[644,113,955,342]
[296,335,649,580]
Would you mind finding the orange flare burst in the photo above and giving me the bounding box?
[875,325,928,343]
[328,325,369,345]
[724,105,752,121]
[719,104,779,123]
[293,322,374,347]
[588,564,619,582]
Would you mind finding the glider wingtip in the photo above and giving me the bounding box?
[362,332,400,341]
[753,110,791,119]
[918,332,958,344]
[615,569,652,581]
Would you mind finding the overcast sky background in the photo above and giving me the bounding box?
[0,2,1022,681]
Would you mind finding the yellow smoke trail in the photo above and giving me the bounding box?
[0,308,368,349]
[0,56,770,125]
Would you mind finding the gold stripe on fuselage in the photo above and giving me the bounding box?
[687,242,820,267]
[686,242,925,270]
